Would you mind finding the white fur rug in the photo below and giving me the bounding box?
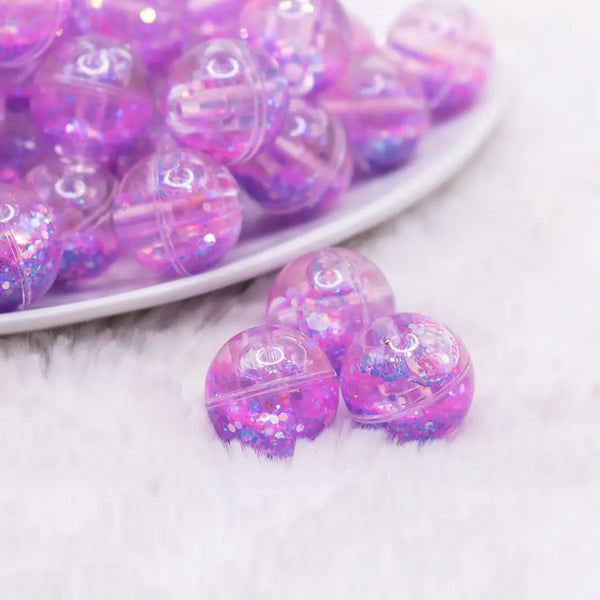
[2,1,599,597]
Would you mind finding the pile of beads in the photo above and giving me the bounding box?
[205,247,474,457]
[0,0,492,314]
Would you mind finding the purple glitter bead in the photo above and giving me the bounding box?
[113,148,243,276]
[0,184,63,312]
[234,98,352,215]
[266,248,396,371]
[340,313,474,441]
[386,1,493,118]
[320,52,429,175]
[165,38,289,165]
[73,0,185,69]
[0,0,68,69]
[30,35,155,161]
[0,106,53,185]
[240,0,352,95]
[25,158,119,284]
[205,325,339,457]
[183,0,245,46]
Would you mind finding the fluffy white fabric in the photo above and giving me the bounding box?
[2,1,599,597]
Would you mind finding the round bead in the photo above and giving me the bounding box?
[266,248,396,371]
[0,105,53,185]
[113,148,243,276]
[205,324,339,457]
[234,98,352,215]
[386,2,492,118]
[0,0,67,69]
[320,53,429,175]
[73,0,185,69]
[25,159,119,284]
[183,0,245,46]
[0,184,63,312]
[240,0,352,95]
[30,35,154,161]
[340,313,474,440]
[165,38,289,165]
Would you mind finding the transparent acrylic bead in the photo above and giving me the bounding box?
[165,38,289,165]
[113,148,243,276]
[0,105,53,185]
[340,313,474,440]
[349,14,376,57]
[320,52,429,175]
[25,158,119,284]
[240,0,351,95]
[266,248,396,371]
[183,0,245,46]
[30,35,154,161]
[234,98,352,215]
[73,0,185,69]
[0,184,63,312]
[205,324,339,457]
[0,0,68,69]
[386,1,492,118]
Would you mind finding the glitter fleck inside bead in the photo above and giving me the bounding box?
[0,183,63,312]
[266,248,396,371]
[205,325,339,457]
[386,1,492,118]
[340,313,474,440]
[25,159,119,284]
[30,35,154,161]
[320,52,429,175]
[234,98,352,215]
[113,148,243,276]
[165,38,289,165]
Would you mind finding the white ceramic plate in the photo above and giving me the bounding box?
[0,65,507,336]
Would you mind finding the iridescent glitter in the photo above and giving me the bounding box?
[0,183,63,312]
[25,158,119,284]
[266,248,396,371]
[165,38,289,165]
[30,35,154,161]
[205,325,339,457]
[386,1,492,118]
[320,52,429,175]
[113,148,243,276]
[234,99,352,215]
[240,0,352,95]
[340,312,474,440]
